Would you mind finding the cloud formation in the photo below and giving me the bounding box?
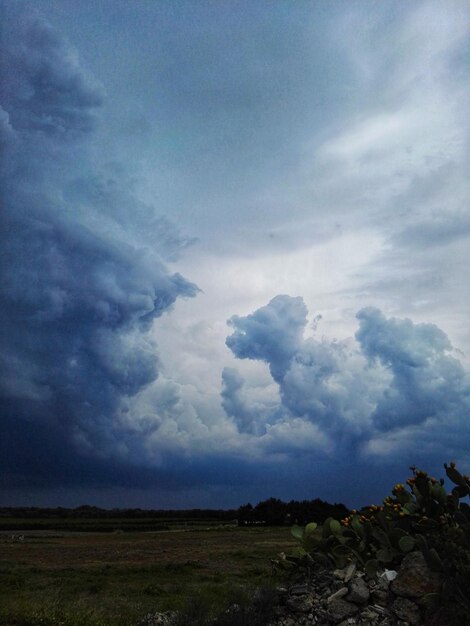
[2,1,469,508]
[356,307,468,432]
[221,367,281,436]
[226,295,308,383]
[225,296,470,461]
[0,4,198,488]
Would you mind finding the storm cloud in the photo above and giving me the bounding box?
[1,1,469,509]
[225,296,470,461]
[226,295,308,383]
[0,5,198,488]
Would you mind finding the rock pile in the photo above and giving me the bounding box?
[268,552,441,626]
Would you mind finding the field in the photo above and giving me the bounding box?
[0,521,296,626]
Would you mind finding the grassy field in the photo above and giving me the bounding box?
[0,524,296,626]
[0,518,230,533]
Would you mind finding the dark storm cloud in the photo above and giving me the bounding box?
[225,296,470,457]
[2,0,469,509]
[1,3,103,138]
[356,307,469,432]
[0,4,198,488]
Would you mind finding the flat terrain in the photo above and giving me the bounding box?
[0,524,296,626]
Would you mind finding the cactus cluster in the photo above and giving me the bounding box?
[281,462,470,624]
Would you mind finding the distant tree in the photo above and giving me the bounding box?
[236,497,349,526]
[254,498,287,525]
[237,503,254,525]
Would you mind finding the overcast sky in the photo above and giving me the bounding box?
[1,0,469,509]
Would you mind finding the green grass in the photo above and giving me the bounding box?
[0,526,294,626]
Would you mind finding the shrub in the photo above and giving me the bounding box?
[280,462,470,625]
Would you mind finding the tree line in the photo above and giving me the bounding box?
[237,497,349,526]
[0,496,348,526]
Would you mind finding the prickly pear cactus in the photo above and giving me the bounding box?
[283,462,470,625]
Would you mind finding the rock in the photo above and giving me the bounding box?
[290,583,309,595]
[360,607,381,621]
[369,604,392,617]
[391,597,422,624]
[344,562,357,583]
[391,551,441,599]
[286,594,314,614]
[328,586,349,602]
[370,588,389,606]
[347,577,370,604]
[374,576,391,592]
[381,569,397,582]
[327,598,360,622]
[312,568,336,591]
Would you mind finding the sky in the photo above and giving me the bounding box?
[1,0,469,510]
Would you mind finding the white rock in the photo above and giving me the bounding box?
[381,568,397,581]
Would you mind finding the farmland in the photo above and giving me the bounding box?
[0,522,296,626]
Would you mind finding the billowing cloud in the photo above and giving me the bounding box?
[356,307,468,432]
[221,367,281,436]
[225,296,470,463]
[226,295,308,382]
[221,368,259,435]
[0,4,198,488]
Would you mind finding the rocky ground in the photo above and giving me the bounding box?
[265,550,441,626]
[138,551,443,626]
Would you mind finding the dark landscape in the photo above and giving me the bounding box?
[2,465,470,626]
[0,525,292,625]
[0,497,347,625]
